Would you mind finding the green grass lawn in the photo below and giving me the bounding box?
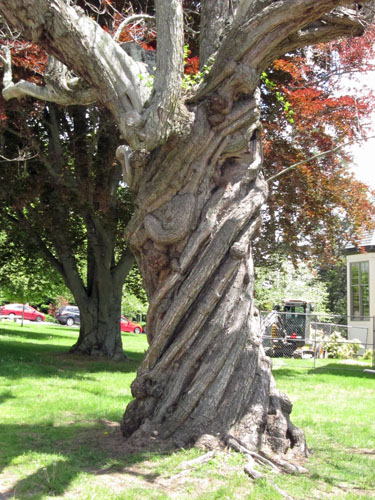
[0,321,374,499]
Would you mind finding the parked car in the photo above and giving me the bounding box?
[56,305,80,326]
[56,306,143,332]
[0,303,45,322]
[120,316,143,333]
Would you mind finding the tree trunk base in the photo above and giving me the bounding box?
[121,353,308,461]
[69,342,127,361]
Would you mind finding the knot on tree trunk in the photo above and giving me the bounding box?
[269,392,292,416]
[131,374,165,399]
[144,193,196,245]
[264,388,308,457]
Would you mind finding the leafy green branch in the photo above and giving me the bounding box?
[181,45,214,92]
[261,71,294,124]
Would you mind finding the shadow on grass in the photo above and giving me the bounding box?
[0,390,15,405]
[308,363,375,378]
[272,362,374,380]
[0,343,143,382]
[0,325,75,343]
[0,422,163,500]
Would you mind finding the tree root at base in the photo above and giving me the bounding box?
[227,435,307,499]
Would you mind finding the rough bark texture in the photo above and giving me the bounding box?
[119,89,306,455]
[70,277,125,360]
[1,0,374,456]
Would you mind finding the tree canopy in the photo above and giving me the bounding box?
[257,32,375,265]
[0,79,135,358]
[0,2,374,270]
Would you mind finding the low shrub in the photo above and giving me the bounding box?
[314,331,363,359]
[362,349,374,360]
[45,314,58,323]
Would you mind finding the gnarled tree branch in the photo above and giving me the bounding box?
[0,0,154,146]
[1,46,97,105]
[113,13,155,42]
[194,1,375,101]
[142,0,185,150]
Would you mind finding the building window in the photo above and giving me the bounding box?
[350,262,369,319]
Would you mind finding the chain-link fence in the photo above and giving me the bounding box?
[262,311,375,371]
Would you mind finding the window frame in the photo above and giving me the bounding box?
[350,261,370,320]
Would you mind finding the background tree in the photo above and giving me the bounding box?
[257,33,375,266]
[0,72,135,358]
[318,257,348,317]
[255,259,329,313]
[0,0,374,462]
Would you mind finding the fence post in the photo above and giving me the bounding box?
[313,319,316,370]
[372,316,375,370]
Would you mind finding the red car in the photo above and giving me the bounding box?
[0,303,45,322]
[120,316,143,333]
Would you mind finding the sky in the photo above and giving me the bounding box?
[347,70,375,190]
[351,138,375,189]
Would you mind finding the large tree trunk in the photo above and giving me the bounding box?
[121,91,307,456]
[69,278,125,361]
[52,212,133,361]
[65,220,133,360]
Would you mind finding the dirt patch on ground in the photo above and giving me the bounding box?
[349,447,375,457]
[1,419,375,500]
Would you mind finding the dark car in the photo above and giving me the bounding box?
[56,305,80,326]
[0,303,45,322]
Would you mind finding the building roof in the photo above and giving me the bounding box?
[345,230,375,253]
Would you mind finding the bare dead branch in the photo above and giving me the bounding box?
[0,45,97,105]
[0,149,37,162]
[266,135,375,184]
[113,13,155,42]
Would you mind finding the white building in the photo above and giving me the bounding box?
[346,231,375,349]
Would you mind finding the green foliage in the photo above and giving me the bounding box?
[138,71,155,88]
[182,45,214,92]
[121,266,148,319]
[314,330,363,359]
[123,266,148,304]
[0,234,71,306]
[255,259,328,312]
[362,349,374,360]
[121,293,148,319]
[318,258,347,316]
[261,71,294,123]
[45,314,58,323]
